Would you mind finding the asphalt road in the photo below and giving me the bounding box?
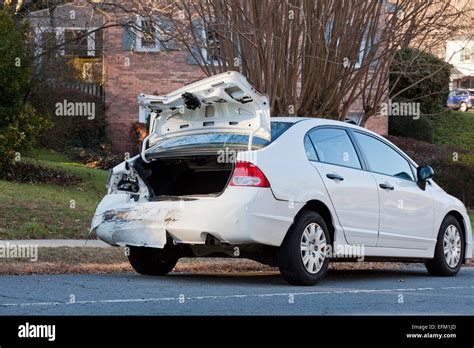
[0,267,473,315]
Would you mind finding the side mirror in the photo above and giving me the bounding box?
[417,166,434,190]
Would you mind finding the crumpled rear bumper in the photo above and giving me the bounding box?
[91,188,300,249]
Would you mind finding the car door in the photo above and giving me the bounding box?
[306,127,379,246]
[352,131,435,249]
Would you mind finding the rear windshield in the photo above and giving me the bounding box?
[148,121,294,153]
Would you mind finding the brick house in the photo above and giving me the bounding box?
[412,0,474,90]
[29,2,104,85]
[104,22,205,154]
[30,1,388,155]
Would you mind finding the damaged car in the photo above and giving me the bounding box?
[91,71,472,285]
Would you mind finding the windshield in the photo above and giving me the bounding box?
[148,121,294,153]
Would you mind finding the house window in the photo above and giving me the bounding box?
[460,79,474,89]
[92,29,103,57]
[323,18,375,69]
[188,19,229,66]
[460,44,474,62]
[141,19,158,49]
[356,22,376,68]
[64,29,89,56]
[41,31,56,54]
[136,17,172,52]
[204,26,222,64]
[38,31,57,71]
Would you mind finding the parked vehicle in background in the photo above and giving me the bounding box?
[91,72,473,286]
[447,89,473,112]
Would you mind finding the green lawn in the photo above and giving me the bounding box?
[0,149,108,239]
[431,110,474,151]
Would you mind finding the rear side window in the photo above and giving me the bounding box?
[271,122,294,142]
[354,131,414,181]
[304,135,318,161]
[308,128,361,169]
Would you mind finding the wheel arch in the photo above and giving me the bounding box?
[446,210,467,251]
[443,210,473,263]
[294,200,336,244]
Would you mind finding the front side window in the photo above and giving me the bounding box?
[354,132,414,181]
[308,128,361,169]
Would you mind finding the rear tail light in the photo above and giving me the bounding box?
[230,161,270,187]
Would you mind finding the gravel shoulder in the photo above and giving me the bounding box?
[1,246,471,276]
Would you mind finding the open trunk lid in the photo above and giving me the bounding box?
[138,71,271,160]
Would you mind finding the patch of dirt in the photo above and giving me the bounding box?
[0,247,471,276]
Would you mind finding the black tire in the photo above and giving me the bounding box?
[278,210,330,286]
[425,215,465,276]
[128,245,179,276]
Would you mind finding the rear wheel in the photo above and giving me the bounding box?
[278,210,330,285]
[127,245,179,276]
[425,216,464,276]
[459,102,468,112]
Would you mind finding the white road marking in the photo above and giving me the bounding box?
[1,285,473,308]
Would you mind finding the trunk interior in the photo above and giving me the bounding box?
[138,155,234,198]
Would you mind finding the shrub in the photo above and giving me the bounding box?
[0,162,82,186]
[390,47,451,116]
[388,48,451,141]
[31,88,107,151]
[0,8,51,168]
[388,135,474,208]
[430,110,474,151]
[389,115,433,143]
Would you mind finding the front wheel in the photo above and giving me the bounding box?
[425,216,464,276]
[278,210,330,285]
[127,245,179,276]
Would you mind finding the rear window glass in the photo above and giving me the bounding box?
[271,121,294,141]
[150,133,269,152]
[149,121,294,152]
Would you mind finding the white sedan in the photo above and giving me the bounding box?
[91,72,472,285]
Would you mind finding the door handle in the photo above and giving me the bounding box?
[326,173,344,181]
[379,183,394,190]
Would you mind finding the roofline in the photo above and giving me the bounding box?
[28,2,96,14]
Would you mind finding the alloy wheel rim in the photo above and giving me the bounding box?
[443,224,462,268]
[300,222,327,274]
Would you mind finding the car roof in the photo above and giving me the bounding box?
[270,116,309,123]
[271,116,392,143]
[271,116,366,130]
[275,116,423,166]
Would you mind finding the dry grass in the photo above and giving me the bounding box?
[0,247,470,276]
